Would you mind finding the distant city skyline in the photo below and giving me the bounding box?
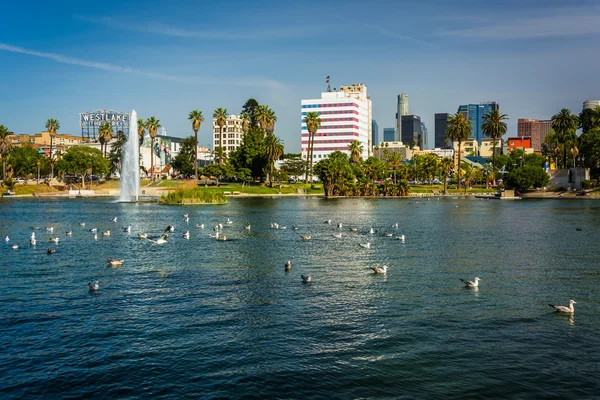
[1,0,600,153]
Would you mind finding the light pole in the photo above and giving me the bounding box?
[37,161,40,185]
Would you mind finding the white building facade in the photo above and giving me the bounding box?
[212,114,245,160]
[301,83,372,163]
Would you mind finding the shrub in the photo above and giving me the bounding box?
[160,188,227,204]
[581,179,591,190]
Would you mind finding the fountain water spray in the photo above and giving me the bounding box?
[119,110,140,202]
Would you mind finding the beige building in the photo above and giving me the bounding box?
[454,139,479,159]
[373,141,411,160]
[479,138,502,157]
[8,131,85,157]
[213,114,245,160]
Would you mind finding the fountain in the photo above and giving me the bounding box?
[119,110,140,202]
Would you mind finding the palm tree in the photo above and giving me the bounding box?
[445,112,472,189]
[387,152,402,183]
[145,116,161,180]
[552,108,579,169]
[348,140,364,164]
[482,109,508,185]
[240,112,250,134]
[265,108,277,136]
[213,108,228,165]
[304,112,321,183]
[98,121,113,158]
[45,118,60,178]
[255,104,270,134]
[264,135,284,186]
[137,118,146,147]
[440,157,453,194]
[188,110,205,182]
[0,124,13,180]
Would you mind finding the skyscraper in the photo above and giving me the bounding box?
[301,83,372,162]
[401,115,421,146]
[457,102,499,144]
[583,100,600,110]
[539,120,552,151]
[518,118,540,151]
[371,120,379,150]
[395,93,409,138]
[420,122,428,149]
[435,113,450,148]
[383,128,397,143]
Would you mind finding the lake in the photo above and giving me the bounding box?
[1,197,599,399]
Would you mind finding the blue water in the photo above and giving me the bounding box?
[1,197,599,399]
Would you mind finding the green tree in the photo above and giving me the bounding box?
[439,157,453,194]
[108,130,127,176]
[45,118,60,178]
[56,146,109,189]
[280,157,305,179]
[579,106,600,134]
[145,116,161,180]
[98,121,113,158]
[264,135,284,186]
[213,108,228,165]
[188,110,205,181]
[0,124,13,180]
[348,140,364,164]
[7,145,44,178]
[445,112,472,188]
[482,109,508,185]
[506,165,549,190]
[255,104,270,135]
[551,108,579,169]
[137,118,146,146]
[386,152,402,183]
[228,126,267,179]
[304,111,321,183]
[202,163,232,186]
[313,151,353,197]
[171,136,196,177]
[241,98,259,128]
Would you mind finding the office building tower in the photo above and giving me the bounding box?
[395,93,409,139]
[435,113,450,148]
[401,115,421,146]
[583,100,600,110]
[301,83,372,162]
[212,114,246,158]
[372,120,379,150]
[457,102,500,144]
[383,128,397,143]
[420,122,428,149]
[539,120,552,151]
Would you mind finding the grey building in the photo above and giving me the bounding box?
[395,93,409,140]
[401,115,421,146]
[383,128,397,143]
[435,113,450,148]
[420,122,428,149]
[371,120,379,149]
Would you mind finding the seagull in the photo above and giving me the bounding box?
[226,218,233,224]
[65,231,72,236]
[333,233,343,238]
[31,226,40,230]
[93,234,98,240]
[209,232,220,238]
[359,242,371,249]
[270,223,280,229]
[89,228,97,233]
[392,223,398,229]
[107,259,124,267]
[349,227,358,232]
[12,244,18,249]
[46,226,54,233]
[292,225,299,230]
[102,230,111,236]
[460,277,481,288]
[30,236,37,246]
[137,233,148,239]
[183,214,189,219]
[49,237,59,243]
[123,226,132,232]
[300,235,312,241]
[88,281,100,291]
[370,228,375,234]
[301,275,312,283]
[149,226,171,245]
[395,235,405,242]
[325,219,332,224]
[279,226,287,230]
[285,260,292,271]
[111,217,118,222]
[217,235,227,241]
[4,236,9,242]
[549,300,576,313]
[47,248,56,254]
[371,265,388,274]
[169,226,175,232]
[184,217,190,223]
[196,224,205,229]
[244,225,251,230]
[182,231,190,239]
[385,233,393,237]
[79,222,85,227]
[338,222,343,229]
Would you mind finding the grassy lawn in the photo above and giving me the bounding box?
[157,180,323,195]
[410,184,495,194]
[4,184,61,195]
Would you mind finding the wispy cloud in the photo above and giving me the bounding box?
[439,12,600,39]
[335,15,436,47]
[74,15,317,40]
[0,43,287,90]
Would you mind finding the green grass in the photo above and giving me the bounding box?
[159,188,227,205]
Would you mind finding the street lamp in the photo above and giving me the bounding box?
[37,161,40,185]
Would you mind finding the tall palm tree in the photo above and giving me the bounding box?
[440,157,453,194]
[137,118,146,147]
[551,108,579,169]
[445,112,472,189]
[240,112,250,134]
[304,112,321,183]
[145,116,161,180]
[45,118,60,178]
[387,152,402,183]
[0,124,13,180]
[348,140,364,164]
[482,109,508,185]
[98,121,113,158]
[264,135,284,186]
[213,108,228,165]
[188,110,205,182]
[265,108,277,136]
[255,104,270,134]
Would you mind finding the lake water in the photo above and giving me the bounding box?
[1,197,599,399]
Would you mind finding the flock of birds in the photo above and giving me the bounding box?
[4,213,577,315]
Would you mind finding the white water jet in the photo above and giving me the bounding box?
[119,110,140,202]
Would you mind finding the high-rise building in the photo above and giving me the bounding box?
[371,120,379,150]
[518,118,553,152]
[212,114,245,159]
[435,113,450,148]
[539,120,552,151]
[583,100,600,110]
[383,128,397,143]
[395,93,409,138]
[420,122,428,149]
[401,115,421,146]
[457,102,499,144]
[301,83,372,162]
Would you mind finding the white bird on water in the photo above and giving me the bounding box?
[370,228,375,234]
[182,231,190,239]
[338,222,343,229]
[107,259,124,267]
[12,244,18,250]
[137,233,148,239]
[196,224,205,229]
[89,228,97,233]
[395,234,405,242]
[209,232,220,239]
[5,236,9,242]
[49,237,59,243]
[93,234,98,240]
[88,281,100,291]
[359,242,371,249]
[549,300,576,313]
[123,226,132,233]
[66,231,72,236]
[183,214,189,219]
[460,277,481,288]
[30,233,37,246]
[46,226,54,233]
[333,233,343,238]
[301,275,312,283]
[371,265,388,274]
[300,235,312,241]
[111,217,118,222]
[244,225,251,230]
[79,222,85,227]
[285,260,292,271]
[102,230,111,236]
[149,226,171,245]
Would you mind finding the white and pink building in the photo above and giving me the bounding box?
[301,83,372,162]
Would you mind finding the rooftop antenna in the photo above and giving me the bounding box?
[326,75,331,92]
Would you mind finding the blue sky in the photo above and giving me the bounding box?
[2,0,600,151]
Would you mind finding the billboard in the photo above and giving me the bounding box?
[79,109,130,140]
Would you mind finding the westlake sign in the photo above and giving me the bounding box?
[79,109,130,140]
